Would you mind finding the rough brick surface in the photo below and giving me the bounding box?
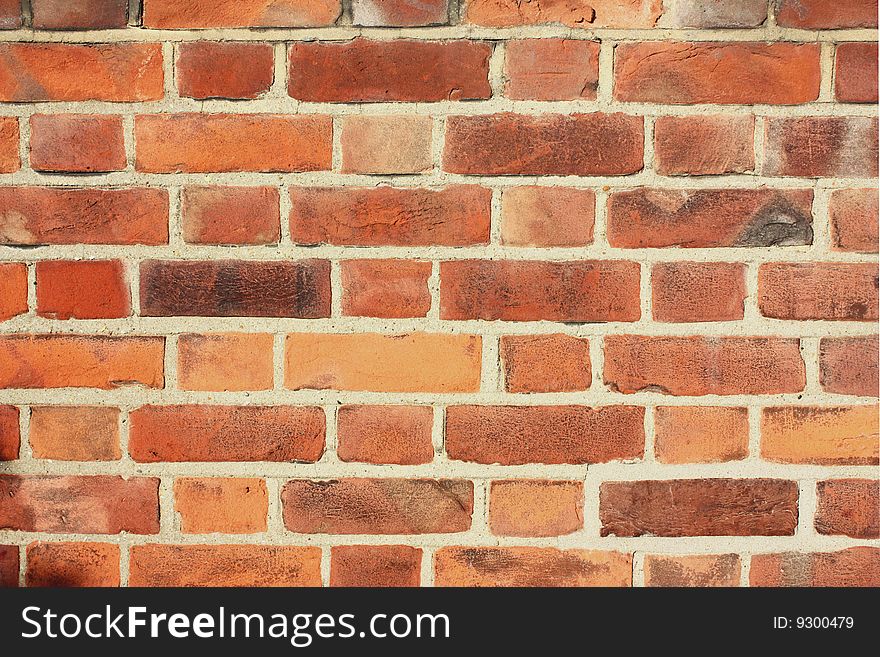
[26,542,120,587]
[31,0,128,30]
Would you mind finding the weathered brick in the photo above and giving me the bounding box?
[604,336,806,395]
[0,405,19,461]
[0,43,162,102]
[829,188,878,253]
[0,263,27,321]
[143,0,341,28]
[435,547,632,587]
[177,333,274,392]
[654,406,749,463]
[35,260,130,320]
[775,0,877,29]
[815,479,879,539]
[504,39,599,101]
[129,405,325,463]
[352,0,447,26]
[341,115,433,174]
[26,542,119,587]
[444,113,644,175]
[440,260,641,322]
[290,186,491,246]
[175,478,268,534]
[0,0,20,29]
[445,405,645,465]
[751,548,880,587]
[500,186,595,247]
[761,406,879,465]
[135,114,332,173]
[285,333,481,392]
[820,336,879,396]
[658,0,767,27]
[0,545,17,587]
[341,259,432,318]
[181,186,280,245]
[337,405,434,465]
[607,188,814,248]
[330,545,421,587]
[0,335,164,389]
[758,263,878,321]
[0,116,19,173]
[464,0,662,28]
[615,42,820,104]
[29,406,120,461]
[129,545,322,586]
[0,187,169,246]
[500,334,591,393]
[644,554,741,587]
[652,262,747,322]
[32,0,127,30]
[653,115,755,175]
[764,117,879,178]
[0,475,159,534]
[282,478,474,534]
[177,42,274,100]
[489,480,584,537]
[288,39,491,102]
[836,43,878,103]
[140,260,330,318]
[600,479,798,537]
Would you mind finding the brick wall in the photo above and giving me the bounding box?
[0,0,877,588]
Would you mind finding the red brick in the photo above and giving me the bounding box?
[615,42,820,104]
[289,39,491,102]
[644,554,741,587]
[29,406,120,461]
[829,188,878,253]
[758,263,878,321]
[444,113,644,175]
[652,262,746,322]
[352,0,447,26]
[820,336,878,396]
[500,186,595,247]
[505,39,599,101]
[440,260,641,322]
[490,480,584,537]
[0,0,20,29]
[129,545,322,587]
[26,542,119,587]
[0,475,159,534]
[654,115,755,175]
[604,336,805,395]
[445,405,645,465]
[129,405,325,463]
[0,263,27,321]
[607,188,814,248]
[136,114,331,173]
[0,405,19,461]
[0,43,163,102]
[0,545,17,588]
[464,0,662,28]
[140,259,330,318]
[337,405,434,465]
[654,406,749,464]
[761,405,878,465]
[341,259,431,318]
[290,185,491,246]
[32,0,127,29]
[0,335,163,390]
[330,545,421,587]
[30,114,125,173]
[340,115,433,174]
[600,479,798,537]
[0,187,168,246]
[501,334,591,393]
[282,478,473,534]
[775,0,877,29]
[0,116,19,173]
[836,43,878,103]
[36,260,130,320]
[659,0,767,27]
[177,333,274,392]
[181,186,280,245]
[435,547,632,587]
[815,479,879,539]
[751,548,880,587]
[174,478,268,534]
[143,0,341,28]
[764,117,879,178]
[285,333,481,393]
[177,42,274,100]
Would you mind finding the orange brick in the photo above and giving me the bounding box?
[835,43,878,103]
[26,542,119,587]
[489,480,584,537]
[341,259,432,318]
[0,545,17,588]
[177,41,274,100]
[31,0,128,30]
[285,332,481,392]
[654,406,749,464]
[652,262,747,322]
[751,548,880,587]
[504,39,599,100]
[29,114,125,173]
[759,263,878,321]
[143,0,341,28]
[0,116,19,173]
[29,406,120,461]
[177,333,274,392]
[500,186,595,247]
[337,405,434,465]
[330,545,421,587]
[341,115,432,174]
[174,478,268,534]
[820,336,879,397]
[181,186,280,245]
[464,0,661,28]
[761,406,879,465]
[36,260,130,320]
[0,406,19,461]
[501,334,591,393]
[815,479,879,539]
[829,188,878,253]
[654,115,754,175]
[775,0,877,29]
[0,263,28,321]
[644,554,740,587]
